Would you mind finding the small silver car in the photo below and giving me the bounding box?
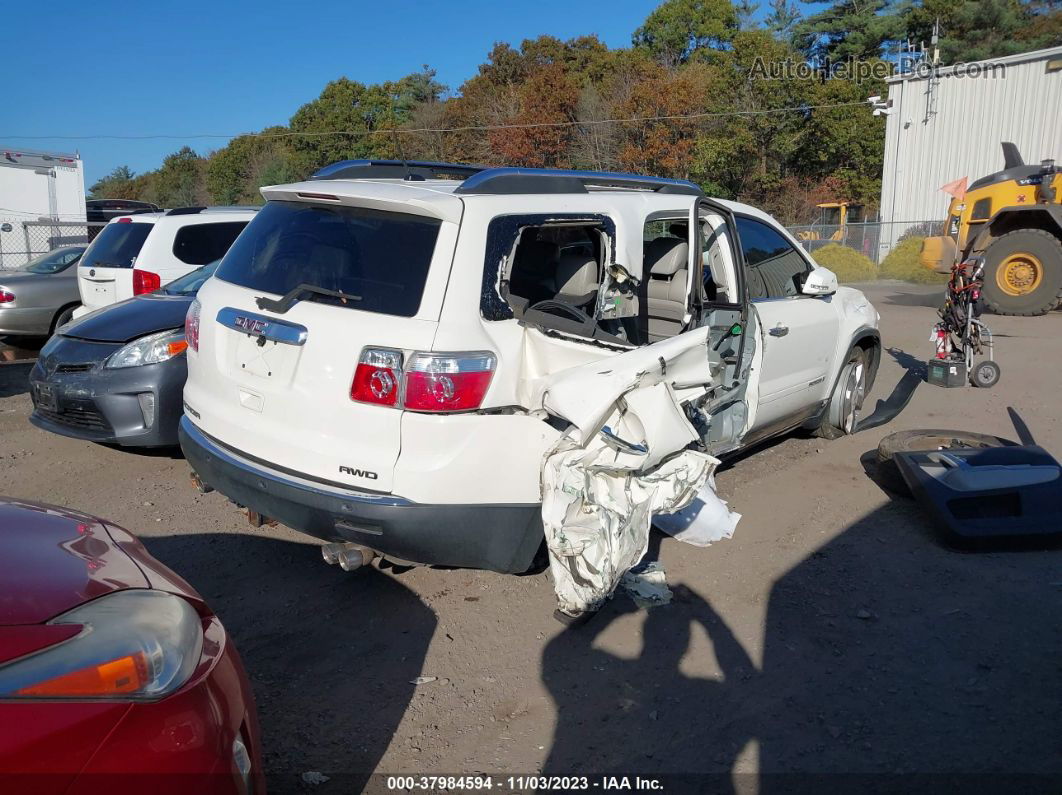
[0,246,85,336]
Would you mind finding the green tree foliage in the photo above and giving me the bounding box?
[147,147,206,207]
[632,0,740,65]
[906,0,1061,62]
[764,0,802,42]
[88,165,138,199]
[795,0,911,64]
[287,69,446,172]
[106,0,1055,221]
[206,127,296,205]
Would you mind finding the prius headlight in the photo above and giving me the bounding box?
[106,328,188,369]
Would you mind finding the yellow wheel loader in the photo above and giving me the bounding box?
[921,142,1062,316]
[797,202,865,243]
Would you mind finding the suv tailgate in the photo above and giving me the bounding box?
[184,198,458,494]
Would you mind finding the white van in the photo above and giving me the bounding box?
[75,207,256,316]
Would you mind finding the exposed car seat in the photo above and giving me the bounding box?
[552,253,600,307]
[645,237,689,342]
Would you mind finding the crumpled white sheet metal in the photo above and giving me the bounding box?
[541,381,730,616]
[652,475,741,547]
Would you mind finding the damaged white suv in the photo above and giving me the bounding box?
[180,161,880,577]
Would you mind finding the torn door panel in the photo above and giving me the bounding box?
[529,325,716,442]
[540,378,740,617]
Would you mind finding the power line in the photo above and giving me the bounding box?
[0,100,873,142]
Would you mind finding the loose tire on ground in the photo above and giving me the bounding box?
[815,346,868,440]
[875,429,1017,496]
[980,228,1062,316]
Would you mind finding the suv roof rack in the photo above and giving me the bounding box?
[453,168,702,196]
[311,160,486,182]
[165,206,259,216]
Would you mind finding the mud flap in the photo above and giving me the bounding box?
[541,380,737,617]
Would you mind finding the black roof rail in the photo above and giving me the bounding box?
[164,205,259,216]
[310,160,486,182]
[454,168,703,196]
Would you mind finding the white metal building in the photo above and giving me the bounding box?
[0,147,86,268]
[878,45,1062,255]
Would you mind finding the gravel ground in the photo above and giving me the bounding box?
[2,282,1060,792]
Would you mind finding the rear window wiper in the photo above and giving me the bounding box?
[255,283,363,314]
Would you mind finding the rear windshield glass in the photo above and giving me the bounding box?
[172,221,248,265]
[215,201,442,317]
[79,222,152,270]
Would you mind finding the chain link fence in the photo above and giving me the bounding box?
[781,218,947,265]
[0,219,107,271]
[785,220,945,265]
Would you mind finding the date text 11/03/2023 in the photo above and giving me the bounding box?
[385,776,666,791]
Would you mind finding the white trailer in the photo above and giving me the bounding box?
[0,148,87,269]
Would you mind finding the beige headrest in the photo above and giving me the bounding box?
[555,254,599,296]
[646,237,689,277]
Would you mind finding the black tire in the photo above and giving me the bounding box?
[815,346,868,440]
[50,304,78,334]
[875,429,1017,496]
[970,360,1001,388]
[980,229,1062,316]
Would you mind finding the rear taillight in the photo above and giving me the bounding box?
[350,349,496,412]
[0,289,13,303]
[185,299,201,352]
[403,352,496,412]
[351,348,403,406]
[132,269,161,295]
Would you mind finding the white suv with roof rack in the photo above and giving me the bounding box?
[74,206,257,317]
[180,161,881,574]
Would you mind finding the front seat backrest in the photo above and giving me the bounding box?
[644,237,689,342]
[553,253,600,305]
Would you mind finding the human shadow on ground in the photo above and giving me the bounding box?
[144,533,437,793]
[541,500,1062,791]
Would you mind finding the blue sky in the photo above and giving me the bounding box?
[0,0,690,186]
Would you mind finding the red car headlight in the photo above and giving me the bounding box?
[0,590,204,700]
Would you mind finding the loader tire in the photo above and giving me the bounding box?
[980,229,1062,316]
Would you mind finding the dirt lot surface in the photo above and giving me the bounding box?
[2,282,1060,791]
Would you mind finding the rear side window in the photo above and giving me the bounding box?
[216,201,441,317]
[79,222,152,269]
[172,222,248,265]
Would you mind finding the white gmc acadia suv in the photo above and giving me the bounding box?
[180,161,880,574]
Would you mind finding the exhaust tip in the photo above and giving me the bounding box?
[321,542,344,565]
[322,542,376,571]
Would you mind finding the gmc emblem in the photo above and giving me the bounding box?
[340,465,378,480]
[234,316,267,334]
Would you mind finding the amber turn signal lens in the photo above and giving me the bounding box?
[15,652,149,697]
[167,340,189,356]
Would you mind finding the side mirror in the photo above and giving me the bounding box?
[802,267,838,296]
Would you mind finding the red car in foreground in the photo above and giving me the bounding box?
[0,498,264,794]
